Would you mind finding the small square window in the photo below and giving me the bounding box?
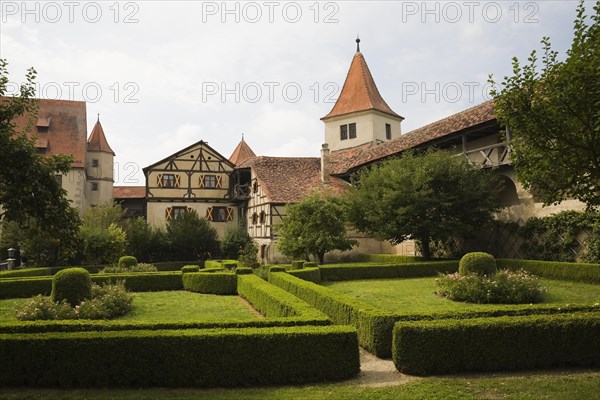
[92,182,98,191]
[92,159,99,168]
[349,123,357,139]
[204,175,217,188]
[163,174,176,188]
[213,207,227,222]
[340,125,348,141]
[385,123,392,140]
[173,206,187,219]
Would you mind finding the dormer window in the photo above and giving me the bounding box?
[36,118,50,132]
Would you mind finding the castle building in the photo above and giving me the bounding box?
[6,98,115,213]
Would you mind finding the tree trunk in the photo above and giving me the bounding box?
[419,238,432,260]
[317,252,325,265]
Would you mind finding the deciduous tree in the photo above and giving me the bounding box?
[489,1,600,208]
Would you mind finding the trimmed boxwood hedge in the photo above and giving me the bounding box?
[0,325,360,387]
[182,272,237,295]
[51,268,92,306]
[393,312,600,375]
[353,254,423,263]
[181,265,200,274]
[319,261,459,281]
[0,273,184,299]
[497,259,600,284]
[237,274,329,322]
[287,267,321,283]
[269,272,600,358]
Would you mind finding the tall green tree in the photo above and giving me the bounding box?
[166,210,218,260]
[489,0,600,208]
[345,150,503,260]
[0,59,81,265]
[276,191,356,265]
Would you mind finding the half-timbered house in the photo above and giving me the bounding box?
[143,141,240,236]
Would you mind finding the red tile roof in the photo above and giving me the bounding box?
[240,156,349,203]
[330,100,496,175]
[322,51,402,120]
[8,98,88,168]
[88,119,115,155]
[229,138,257,166]
[113,186,146,199]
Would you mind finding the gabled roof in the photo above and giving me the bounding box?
[143,139,235,172]
[240,156,349,203]
[87,118,115,155]
[330,100,497,175]
[229,137,257,166]
[322,50,402,120]
[6,98,88,168]
[113,186,146,199]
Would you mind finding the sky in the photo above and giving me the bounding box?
[0,0,584,186]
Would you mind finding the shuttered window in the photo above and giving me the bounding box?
[159,174,180,188]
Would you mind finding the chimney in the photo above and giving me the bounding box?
[321,143,330,184]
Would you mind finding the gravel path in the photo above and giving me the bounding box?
[337,348,418,387]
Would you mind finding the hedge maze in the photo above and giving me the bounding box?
[1,256,599,385]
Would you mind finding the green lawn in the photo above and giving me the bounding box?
[0,291,260,323]
[0,370,598,399]
[323,277,600,314]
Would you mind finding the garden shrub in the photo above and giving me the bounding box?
[16,282,133,321]
[51,268,92,306]
[223,262,238,270]
[287,267,321,283]
[435,270,546,304]
[290,260,306,270]
[303,262,317,268]
[118,256,138,269]
[0,277,53,299]
[0,325,360,387]
[497,259,600,284]
[239,241,260,269]
[182,272,237,295]
[459,252,496,276]
[353,254,422,263]
[100,263,157,274]
[392,312,600,375]
[181,265,200,274]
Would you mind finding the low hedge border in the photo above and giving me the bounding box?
[182,272,237,295]
[269,272,600,358]
[353,254,424,263]
[0,261,204,279]
[497,259,600,284]
[237,274,329,322]
[319,261,459,281]
[0,272,184,299]
[287,267,321,283]
[393,312,600,376]
[0,325,360,387]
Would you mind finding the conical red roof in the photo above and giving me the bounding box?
[229,137,257,166]
[88,119,115,155]
[322,51,401,120]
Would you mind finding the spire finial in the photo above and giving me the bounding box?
[97,113,100,123]
[242,133,244,141]
[356,35,360,52]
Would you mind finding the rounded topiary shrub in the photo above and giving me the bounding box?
[51,267,92,306]
[118,256,138,269]
[459,252,497,276]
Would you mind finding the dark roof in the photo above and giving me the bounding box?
[113,186,146,199]
[330,100,497,175]
[240,156,349,203]
[322,51,402,120]
[88,119,115,155]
